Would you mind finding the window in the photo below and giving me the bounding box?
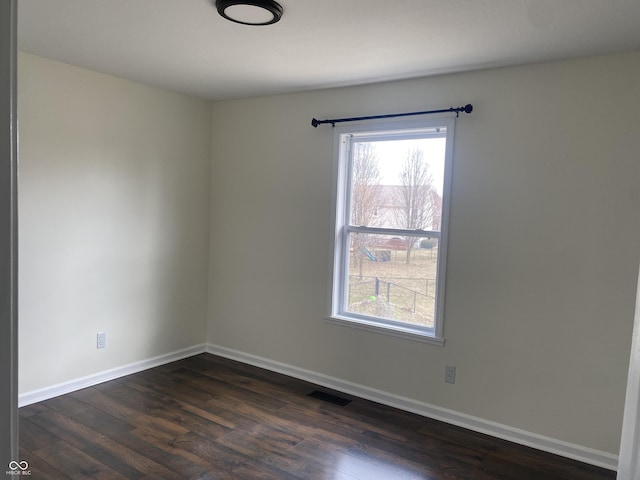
[327,117,455,344]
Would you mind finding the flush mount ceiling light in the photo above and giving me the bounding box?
[215,0,283,26]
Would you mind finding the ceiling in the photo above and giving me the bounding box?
[17,0,640,101]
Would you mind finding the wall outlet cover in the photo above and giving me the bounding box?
[445,365,456,384]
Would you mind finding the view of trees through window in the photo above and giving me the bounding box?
[345,136,446,328]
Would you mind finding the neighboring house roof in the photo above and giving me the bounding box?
[359,185,442,231]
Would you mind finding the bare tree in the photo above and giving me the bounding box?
[394,147,439,263]
[351,143,380,278]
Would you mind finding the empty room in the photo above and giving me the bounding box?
[2,0,640,478]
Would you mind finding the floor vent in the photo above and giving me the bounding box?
[307,390,351,406]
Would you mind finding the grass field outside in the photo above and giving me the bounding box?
[346,244,439,327]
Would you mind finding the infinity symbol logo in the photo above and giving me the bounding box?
[8,461,29,471]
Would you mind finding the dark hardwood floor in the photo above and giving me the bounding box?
[19,353,616,479]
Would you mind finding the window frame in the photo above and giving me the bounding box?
[326,116,456,345]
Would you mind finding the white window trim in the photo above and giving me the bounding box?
[326,116,456,345]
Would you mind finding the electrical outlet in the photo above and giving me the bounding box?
[97,332,106,349]
[445,365,456,384]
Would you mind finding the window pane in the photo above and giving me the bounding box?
[349,137,446,231]
[345,232,439,328]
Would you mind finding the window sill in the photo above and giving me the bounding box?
[325,314,445,346]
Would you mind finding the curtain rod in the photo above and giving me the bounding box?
[311,104,473,128]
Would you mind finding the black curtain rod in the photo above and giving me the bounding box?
[311,104,473,128]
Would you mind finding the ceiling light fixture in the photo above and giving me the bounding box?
[215,0,283,26]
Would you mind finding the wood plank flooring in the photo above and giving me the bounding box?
[19,353,616,479]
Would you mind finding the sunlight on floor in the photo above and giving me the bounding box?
[334,452,431,480]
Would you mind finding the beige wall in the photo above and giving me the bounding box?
[208,51,640,454]
[18,53,212,392]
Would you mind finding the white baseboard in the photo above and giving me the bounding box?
[18,344,207,407]
[18,342,618,471]
[206,343,618,472]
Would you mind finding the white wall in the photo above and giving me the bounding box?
[208,51,640,455]
[18,53,212,393]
